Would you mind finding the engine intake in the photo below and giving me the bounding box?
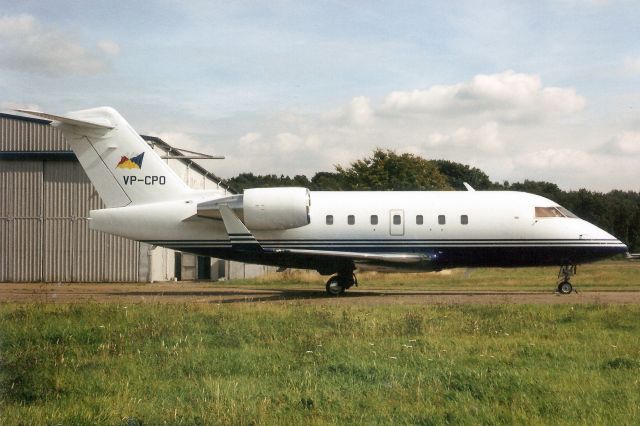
[243,187,310,230]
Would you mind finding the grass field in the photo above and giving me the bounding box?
[2,299,640,424]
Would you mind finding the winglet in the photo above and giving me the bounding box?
[218,205,262,250]
[463,182,476,191]
[15,109,115,130]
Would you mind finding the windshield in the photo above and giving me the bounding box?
[535,206,579,219]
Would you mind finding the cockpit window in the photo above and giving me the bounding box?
[535,206,578,218]
[556,206,578,218]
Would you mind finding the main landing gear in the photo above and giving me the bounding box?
[325,272,358,295]
[557,264,577,294]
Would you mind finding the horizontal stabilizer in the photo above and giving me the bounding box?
[15,109,114,130]
[627,253,640,260]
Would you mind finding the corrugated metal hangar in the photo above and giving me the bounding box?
[0,112,272,282]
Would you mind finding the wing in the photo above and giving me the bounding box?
[269,248,427,264]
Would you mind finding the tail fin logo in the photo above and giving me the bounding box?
[116,152,145,169]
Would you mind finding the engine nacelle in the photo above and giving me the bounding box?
[243,187,310,230]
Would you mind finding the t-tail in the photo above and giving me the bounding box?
[16,107,193,207]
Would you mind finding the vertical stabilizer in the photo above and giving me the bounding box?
[17,107,193,207]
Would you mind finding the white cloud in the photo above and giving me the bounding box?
[0,13,34,36]
[0,14,118,76]
[239,132,262,145]
[424,122,503,153]
[275,132,302,153]
[381,70,585,122]
[514,148,595,171]
[204,70,600,188]
[153,131,204,152]
[168,70,640,191]
[607,131,640,154]
[327,96,374,126]
[1,100,41,112]
[97,40,120,56]
[624,55,640,74]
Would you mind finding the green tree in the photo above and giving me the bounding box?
[334,149,451,190]
[431,159,494,190]
[508,180,565,204]
[310,172,347,190]
[226,173,311,192]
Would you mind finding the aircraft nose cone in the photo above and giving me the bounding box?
[582,221,628,255]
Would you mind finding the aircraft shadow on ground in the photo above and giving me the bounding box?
[105,288,550,304]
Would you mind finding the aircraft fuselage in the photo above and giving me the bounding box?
[90,190,627,273]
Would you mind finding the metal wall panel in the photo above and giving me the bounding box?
[44,161,76,218]
[1,219,43,282]
[103,233,139,281]
[42,218,73,282]
[0,220,11,281]
[0,159,140,282]
[0,161,43,218]
[12,219,42,282]
[0,161,43,281]
[75,218,102,281]
[42,161,74,282]
[0,161,12,280]
[0,160,13,218]
[75,163,104,212]
[14,161,43,218]
[0,116,67,151]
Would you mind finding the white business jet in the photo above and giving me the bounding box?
[18,107,629,295]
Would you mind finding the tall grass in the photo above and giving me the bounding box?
[2,302,640,424]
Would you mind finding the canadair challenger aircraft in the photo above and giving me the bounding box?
[19,107,629,295]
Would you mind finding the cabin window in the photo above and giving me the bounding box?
[326,215,333,225]
[416,215,423,225]
[393,214,402,225]
[461,215,468,225]
[348,215,355,225]
[438,215,446,225]
[370,215,378,225]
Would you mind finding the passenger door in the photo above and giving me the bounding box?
[389,209,404,236]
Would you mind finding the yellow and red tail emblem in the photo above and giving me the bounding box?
[116,152,145,169]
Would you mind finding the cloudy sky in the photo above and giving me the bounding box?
[1,1,639,191]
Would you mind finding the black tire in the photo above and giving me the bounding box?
[558,281,573,295]
[325,276,345,295]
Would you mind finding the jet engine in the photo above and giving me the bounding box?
[243,187,310,230]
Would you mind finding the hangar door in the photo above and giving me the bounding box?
[0,160,140,282]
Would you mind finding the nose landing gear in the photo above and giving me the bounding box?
[557,264,577,294]
[325,272,358,295]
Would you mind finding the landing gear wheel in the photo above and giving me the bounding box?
[325,272,356,295]
[556,264,577,295]
[558,281,573,295]
[325,276,345,295]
